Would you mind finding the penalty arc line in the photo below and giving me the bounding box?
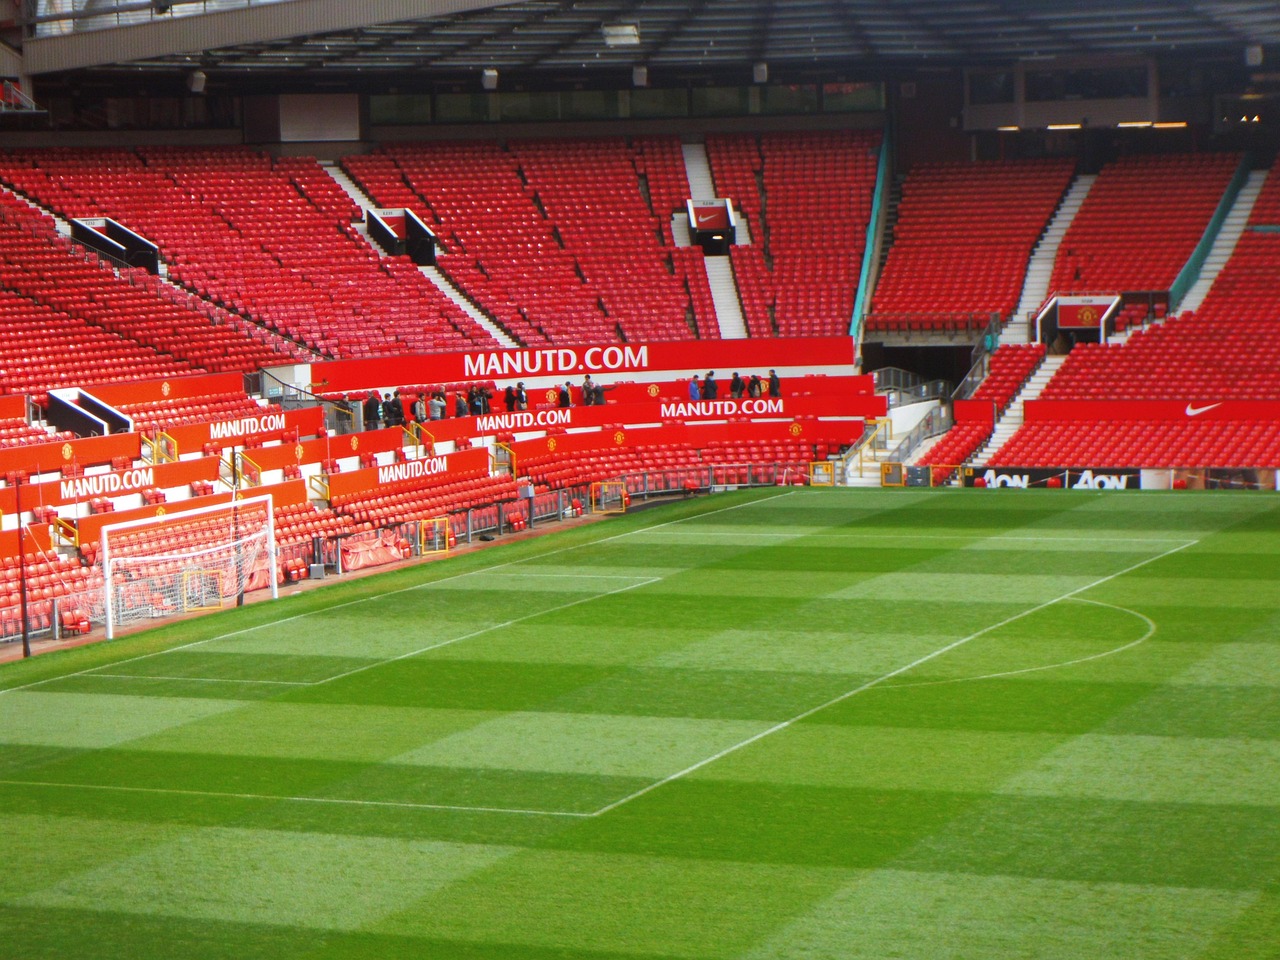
[882,598,1157,689]
[0,490,795,697]
[588,537,1199,818]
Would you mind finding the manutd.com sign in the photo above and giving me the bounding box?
[464,346,649,378]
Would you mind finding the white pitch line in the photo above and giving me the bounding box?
[311,576,662,686]
[0,778,593,818]
[883,598,1157,689]
[82,673,313,686]
[636,530,1200,545]
[0,490,795,697]
[588,538,1198,817]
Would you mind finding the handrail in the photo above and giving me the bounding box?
[1170,152,1252,311]
[886,404,954,463]
[851,130,893,347]
[141,430,177,464]
[237,452,263,487]
[495,441,516,476]
[53,516,78,548]
[881,379,951,409]
[833,417,891,482]
[872,366,926,392]
[308,474,330,501]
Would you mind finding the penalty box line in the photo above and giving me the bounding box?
[588,536,1200,818]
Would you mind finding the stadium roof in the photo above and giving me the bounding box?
[21,0,1280,79]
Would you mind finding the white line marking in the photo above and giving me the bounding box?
[83,674,313,686]
[883,598,1156,688]
[588,539,1198,817]
[313,576,662,686]
[0,491,795,696]
[636,531,1197,545]
[0,779,593,818]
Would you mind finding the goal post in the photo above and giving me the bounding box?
[100,495,277,639]
[590,480,628,515]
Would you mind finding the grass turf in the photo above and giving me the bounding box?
[1,487,1277,959]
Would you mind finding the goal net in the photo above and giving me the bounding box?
[97,496,277,638]
[590,480,628,515]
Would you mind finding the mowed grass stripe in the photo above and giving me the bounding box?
[1,489,1277,960]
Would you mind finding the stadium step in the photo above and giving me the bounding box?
[1176,168,1268,315]
[971,354,1065,465]
[703,258,748,339]
[682,142,716,200]
[418,264,520,348]
[1007,174,1096,344]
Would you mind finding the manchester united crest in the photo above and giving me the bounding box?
[161,381,171,397]
[62,442,73,461]
[789,422,803,437]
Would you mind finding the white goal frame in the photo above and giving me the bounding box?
[100,495,277,639]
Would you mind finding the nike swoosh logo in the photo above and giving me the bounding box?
[696,214,717,223]
[1185,402,1223,416]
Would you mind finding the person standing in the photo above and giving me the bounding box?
[516,382,528,410]
[702,371,718,400]
[730,372,745,398]
[385,390,404,427]
[747,374,762,398]
[768,369,782,398]
[558,381,572,408]
[428,391,445,420]
[581,375,595,406]
[504,385,517,412]
[688,375,701,401]
[412,393,427,425]
[363,390,381,430]
[454,391,468,417]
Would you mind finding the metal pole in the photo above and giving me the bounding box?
[17,475,30,659]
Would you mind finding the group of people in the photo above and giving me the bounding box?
[342,367,784,431]
[339,388,449,431]
[688,369,781,401]
[556,375,615,408]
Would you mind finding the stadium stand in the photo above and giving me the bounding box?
[869,158,1075,332]
[708,130,881,337]
[0,147,497,359]
[988,419,1280,469]
[1048,153,1241,297]
[347,137,714,345]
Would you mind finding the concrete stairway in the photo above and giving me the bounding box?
[419,265,519,348]
[1177,168,1268,315]
[321,161,377,239]
[704,258,747,339]
[1005,174,1096,344]
[972,354,1066,465]
[682,143,716,199]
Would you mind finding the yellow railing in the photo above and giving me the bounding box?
[308,474,330,501]
[495,441,516,476]
[53,516,78,548]
[142,430,177,464]
[238,452,263,487]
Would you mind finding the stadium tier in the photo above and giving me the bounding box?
[970,343,1047,414]
[987,419,1280,469]
[869,158,1075,331]
[0,147,497,359]
[1048,152,1241,297]
[708,130,881,337]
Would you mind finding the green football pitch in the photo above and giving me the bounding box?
[1,487,1278,959]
